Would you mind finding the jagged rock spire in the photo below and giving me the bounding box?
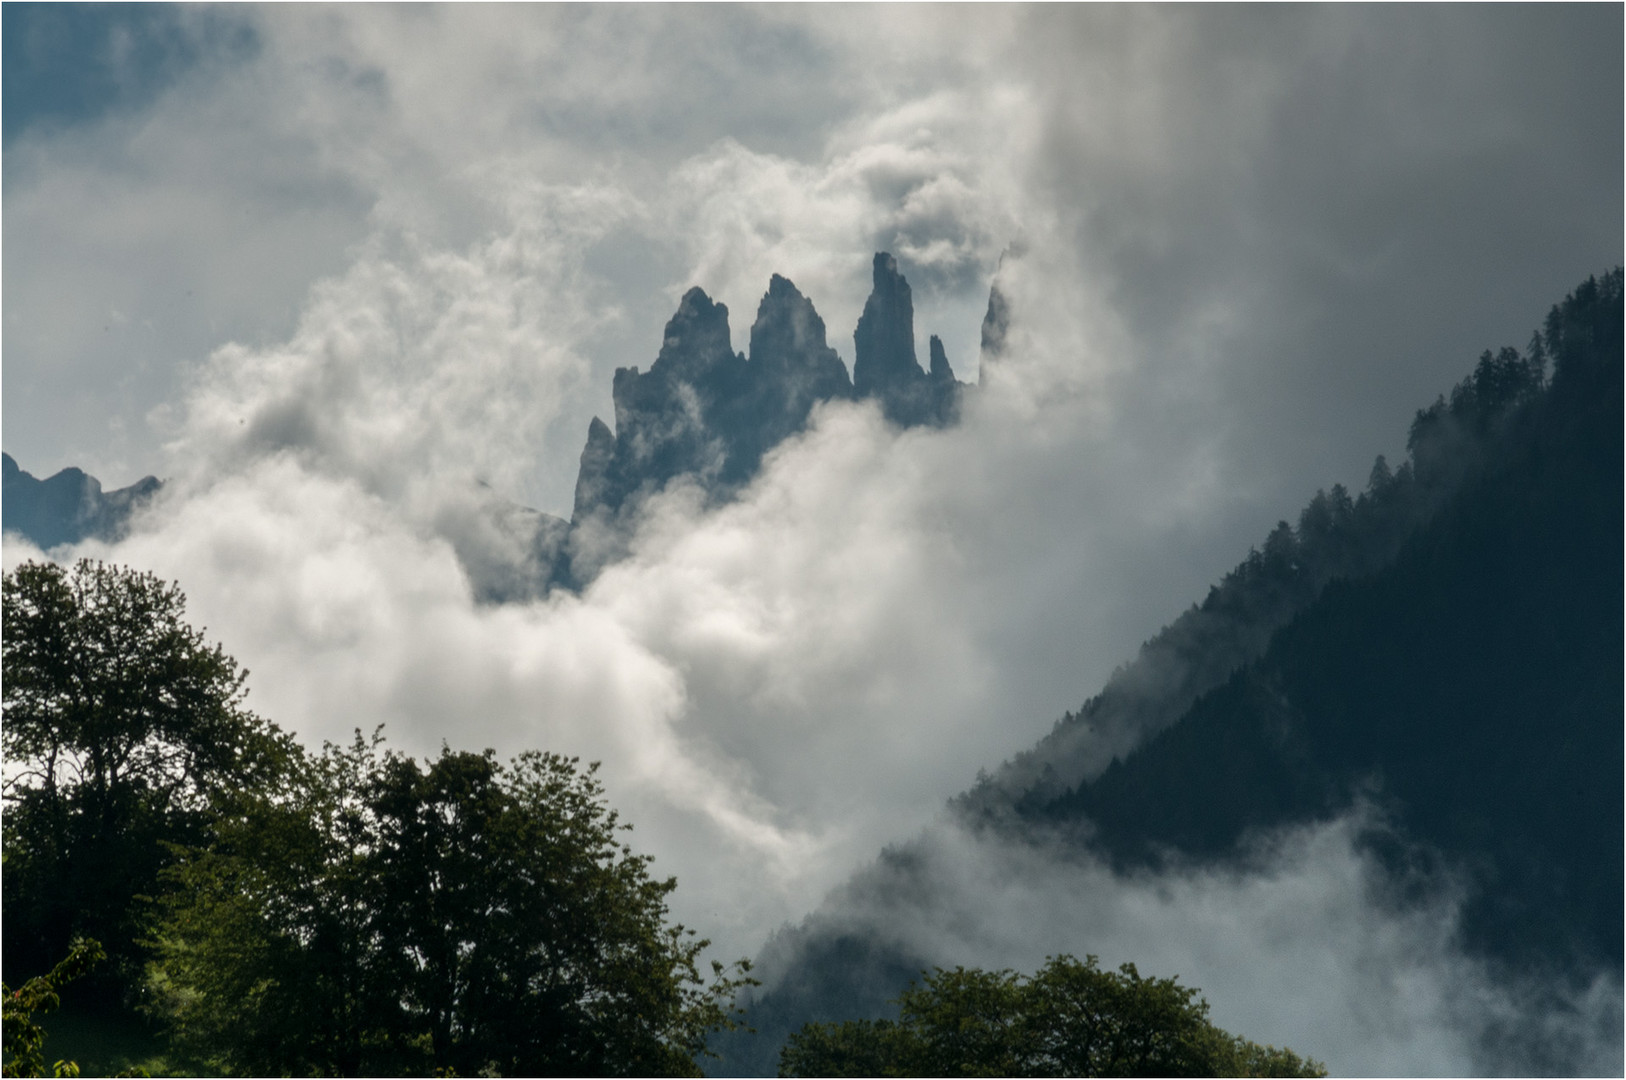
[979,285,1009,376]
[733,275,856,477]
[852,252,920,396]
[750,274,838,371]
[851,252,963,427]
[653,286,736,379]
[571,417,616,524]
[572,285,744,535]
[928,335,955,381]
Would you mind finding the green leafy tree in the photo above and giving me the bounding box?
[1,938,105,1078]
[771,1018,912,1078]
[898,966,1026,1076]
[779,955,1324,1077]
[148,732,752,1077]
[1,559,297,991]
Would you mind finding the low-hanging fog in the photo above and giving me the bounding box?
[4,6,1620,1074]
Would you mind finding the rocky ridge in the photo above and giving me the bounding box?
[0,252,997,602]
[542,251,984,591]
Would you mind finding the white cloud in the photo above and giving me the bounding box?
[167,181,634,503]
[658,86,1037,384]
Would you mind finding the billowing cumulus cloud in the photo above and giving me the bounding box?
[4,4,1620,1074]
[167,182,635,498]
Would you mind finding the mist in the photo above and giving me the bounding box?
[750,809,1623,1076]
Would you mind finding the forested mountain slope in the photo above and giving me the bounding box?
[1043,269,1622,974]
[715,270,1623,1076]
[959,321,1565,813]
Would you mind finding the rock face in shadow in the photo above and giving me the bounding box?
[735,273,857,478]
[1,453,162,549]
[852,253,962,427]
[553,253,976,590]
[558,285,753,586]
[588,286,745,520]
[852,252,918,397]
[979,284,1010,374]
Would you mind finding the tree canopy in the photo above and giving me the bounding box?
[1043,271,1624,983]
[1,559,295,988]
[147,733,750,1077]
[778,955,1324,1077]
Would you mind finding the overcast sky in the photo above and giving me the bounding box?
[3,6,1621,1072]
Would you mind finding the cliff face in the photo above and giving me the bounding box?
[554,252,978,589]
[852,253,962,427]
[579,285,746,528]
[736,273,857,478]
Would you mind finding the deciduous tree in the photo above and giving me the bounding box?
[1,559,294,988]
[779,955,1324,1078]
[149,733,751,1077]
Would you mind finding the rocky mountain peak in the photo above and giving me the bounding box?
[571,417,617,524]
[850,252,963,427]
[979,284,1010,377]
[653,286,736,378]
[749,275,837,371]
[1,452,161,549]
[928,334,955,381]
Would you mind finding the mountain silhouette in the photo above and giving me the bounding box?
[1,453,161,549]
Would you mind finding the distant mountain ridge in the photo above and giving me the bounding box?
[713,270,1624,1077]
[1,453,161,550]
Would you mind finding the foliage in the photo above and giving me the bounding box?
[147,732,752,1077]
[778,955,1324,1077]
[2,938,105,1078]
[1,559,298,989]
[2,559,749,1074]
